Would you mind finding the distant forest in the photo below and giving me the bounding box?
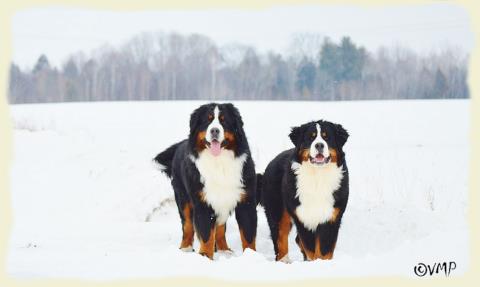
[8,32,469,104]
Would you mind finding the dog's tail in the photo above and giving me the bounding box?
[153,141,182,178]
[256,173,263,206]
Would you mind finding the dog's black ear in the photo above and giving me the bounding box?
[224,103,247,154]
[224,103,244,129]
[188,105,206,151]
[289,125,304,147]
[189,106,202,134]
[334,123,349,148]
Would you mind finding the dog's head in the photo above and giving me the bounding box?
[188,103,247,157]
[289,120,349,167]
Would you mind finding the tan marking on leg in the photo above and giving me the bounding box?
[276,210,291,261]
[179,202,194,249]
[239,228,256,251]
[314,236,322,259]
[298,237,316,261]
[329,148,338,163]
[319,241,336,260]
[295,235,306,259]
[215,224,231,252]
[199,226,215,259]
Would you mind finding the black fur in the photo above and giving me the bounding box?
[255,173,263,206]
[154,103,257,258]
[154,141,182,178]
[262,120,349,261]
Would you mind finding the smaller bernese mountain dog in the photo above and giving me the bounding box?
[261,120,349,262]
[154,103,257,259]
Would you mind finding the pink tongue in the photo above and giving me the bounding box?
[210,141,221,156]
[315,155,324,162]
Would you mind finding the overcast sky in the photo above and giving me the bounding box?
[11,3,474,69]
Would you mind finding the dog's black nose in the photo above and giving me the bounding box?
[210,127,220,138]
[315,142,324,151]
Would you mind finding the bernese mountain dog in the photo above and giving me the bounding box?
[261,120,349,262]
[154,103,257,259]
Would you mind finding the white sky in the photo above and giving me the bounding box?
[11,3,474,69]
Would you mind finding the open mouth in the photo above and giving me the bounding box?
[310,154,330,165]
[206,139,222,156]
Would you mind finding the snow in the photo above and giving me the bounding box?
[6,99,470,280]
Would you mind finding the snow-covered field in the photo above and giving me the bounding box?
[7,100,470,280]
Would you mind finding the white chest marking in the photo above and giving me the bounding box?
[193,150,246,224]
[291,161,344,231]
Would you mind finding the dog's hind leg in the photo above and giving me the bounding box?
[179,202,194,252]
[173,178,195,252]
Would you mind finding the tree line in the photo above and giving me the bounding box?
[8,32,469,104]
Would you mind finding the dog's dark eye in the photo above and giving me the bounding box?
[310,132,316,139]
[208,114,214,121]
[219,115,225,122]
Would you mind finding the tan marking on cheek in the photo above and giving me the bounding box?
[329,148,338,163]
[223,131,236,150]
[299,149,310,162]
[196,131,207,152]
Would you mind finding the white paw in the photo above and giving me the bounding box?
[180,246,194,252]
[278,254,292,264]
[217,249,234,257]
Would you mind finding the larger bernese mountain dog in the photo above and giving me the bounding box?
[261,120,349,262]
[154,103,257,259]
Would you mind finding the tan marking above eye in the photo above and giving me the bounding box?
[219,115,225,122]
[311,132,316,138]
[208,114,214,121]
[322,132,327,137]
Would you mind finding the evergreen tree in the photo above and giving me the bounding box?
[319,37,366,82]
[340,37,366,81]
[296,57,316,97]
[433,68,448,99]
[33,54,51,73]
[319,38,341,81]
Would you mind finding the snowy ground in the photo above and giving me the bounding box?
[6,100,470,280]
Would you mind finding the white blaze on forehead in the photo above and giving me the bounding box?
[206,105,225,143]
[309,123,330,158]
